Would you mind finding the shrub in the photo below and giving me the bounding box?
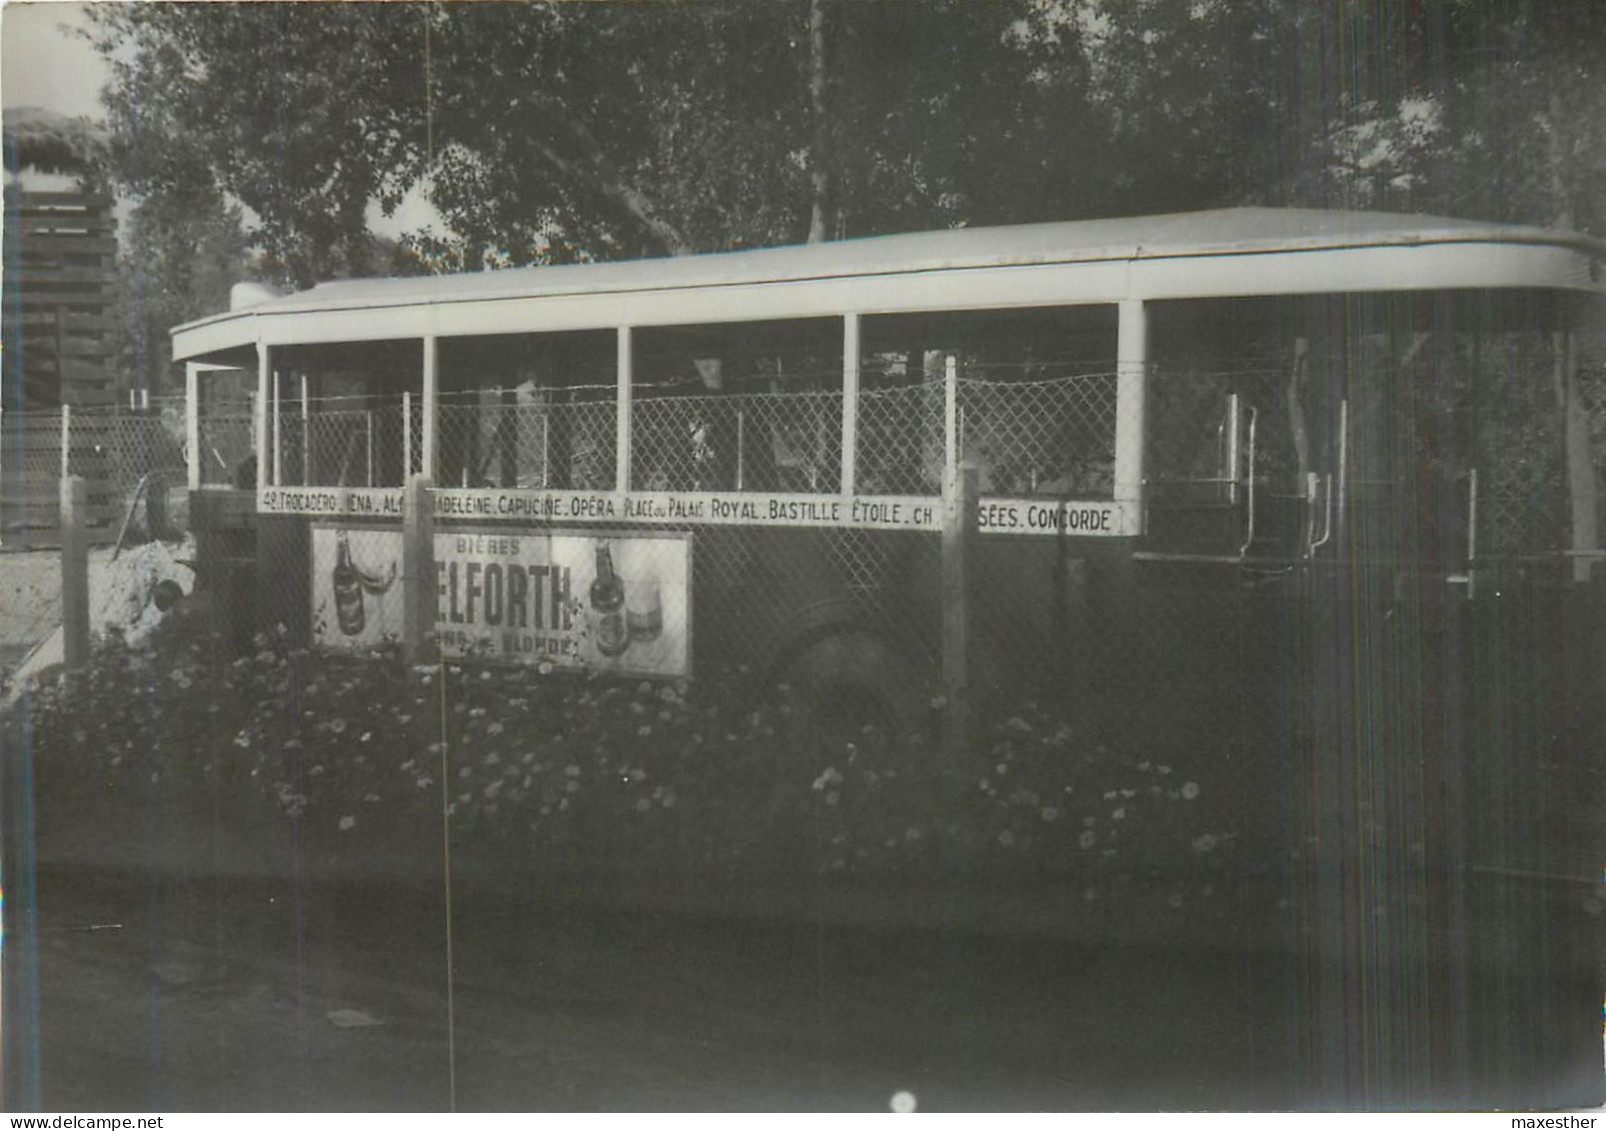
[8,627,1247,907]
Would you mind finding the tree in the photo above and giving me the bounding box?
[86,1,1604,288]
[112,187,253,398]
[87,1,1112,284]
[86,2,434,286]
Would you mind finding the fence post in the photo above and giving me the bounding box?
[403,474,437,665]
[60,475,89,671]
[943,463,978,757]
[59,404,71,478]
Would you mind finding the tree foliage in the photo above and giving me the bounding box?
[84,0,1606,298]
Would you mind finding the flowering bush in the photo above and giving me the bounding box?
[9,621,1248,908]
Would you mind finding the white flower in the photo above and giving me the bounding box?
[1079,830,1096,849]
[338,815,356,832]
[1191,833,1218,854]
[1041,807,1059,823]
[1111,807,1126,820]
[1182,781,1201,800]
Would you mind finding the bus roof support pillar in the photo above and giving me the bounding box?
[271,368,282,487]
[1115,299,1149,525]
[840,312,860,495]
[616,326,633,495]
[421,335,438,481]
[255,343,270,492]
[186,363,202,492]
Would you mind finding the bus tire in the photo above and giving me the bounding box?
[781,630,929,749]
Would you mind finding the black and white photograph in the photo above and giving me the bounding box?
[1,0,1603,1115]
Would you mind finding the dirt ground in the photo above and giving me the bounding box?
[0,538,194,687]
[0,549,63,661]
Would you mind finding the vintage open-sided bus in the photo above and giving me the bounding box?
[174,207,1605,736]
[170,207,1604,1104]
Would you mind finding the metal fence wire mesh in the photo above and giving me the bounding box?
[437,387,616,490]
[269,395,415,489]
[855,361,1119,497]
[633,386,843,493]
[3,404,190,540]
[957,367,1118,497]
[197,414,255,487]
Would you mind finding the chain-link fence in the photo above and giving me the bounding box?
[268,393,416,489]
[2,402,191,544]
[437,386,616,490]
[853,359,1118,497]
[632,384,843,493]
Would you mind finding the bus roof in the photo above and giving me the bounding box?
[173,207,1606,362]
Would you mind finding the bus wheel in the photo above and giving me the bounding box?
[782,631,927,750]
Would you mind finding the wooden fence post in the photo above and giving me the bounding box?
[403,474,437,664]
[60,475,89,671]
[943,463,978,757]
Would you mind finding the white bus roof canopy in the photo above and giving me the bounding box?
[173,206,1606,363]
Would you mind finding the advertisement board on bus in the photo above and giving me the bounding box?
[310,525,692,677]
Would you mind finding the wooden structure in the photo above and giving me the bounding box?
[2,187,120,546]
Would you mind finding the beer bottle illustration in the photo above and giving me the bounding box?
[589,540,629,657]
[332,531,366,636]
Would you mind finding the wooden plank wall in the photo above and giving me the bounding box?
[2,189,120,548]
[3,188,118,409]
